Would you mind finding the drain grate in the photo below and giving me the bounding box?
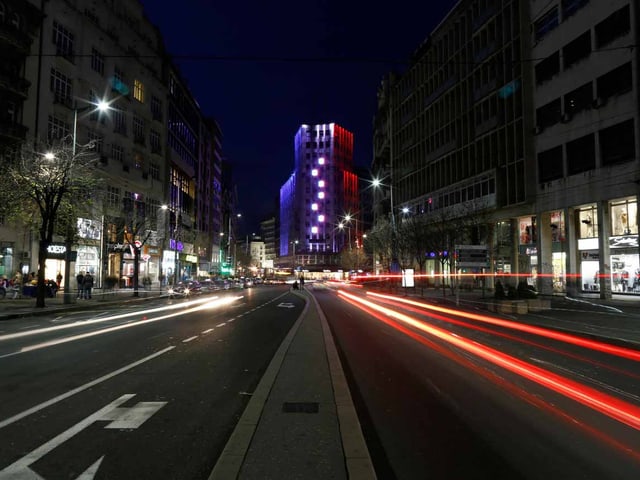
[282,402,319,413]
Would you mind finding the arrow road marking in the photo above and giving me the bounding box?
[0,394,166,479]
[277,302,295,308]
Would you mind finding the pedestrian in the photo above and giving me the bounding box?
[56,272,63,289]
[83,272,94,299]
[299,274,305,290]
[76,271,85,299]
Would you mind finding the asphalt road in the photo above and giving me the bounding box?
[313,284,640,480]
[0,286,301,479]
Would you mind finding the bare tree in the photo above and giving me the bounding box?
[0,137,99,307]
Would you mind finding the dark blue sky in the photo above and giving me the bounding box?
[140,0,457,233]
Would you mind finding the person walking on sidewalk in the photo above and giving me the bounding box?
[76,271,85,299]
[83,272,94,299]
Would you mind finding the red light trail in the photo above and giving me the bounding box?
[337,289,640,432]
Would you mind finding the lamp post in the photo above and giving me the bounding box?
[291,240,298,268]
[158,204,168,289]
[61,100,109,304]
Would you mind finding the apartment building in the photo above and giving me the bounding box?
[531,0,639,297]
[373,0,640,298]
[280,123,358,268]
[12,0,223,288]
[0,0,41,279]
[373,0,535,283]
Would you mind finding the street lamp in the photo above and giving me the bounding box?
[60,99,109,304]
[158,204,169,288]
[291,239,298,267]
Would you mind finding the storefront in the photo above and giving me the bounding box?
[0,243,15,279]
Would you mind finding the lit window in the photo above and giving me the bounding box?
[311,226,318,234]
[318,215,325,222]
[318,157,325,164]
[133,79,145,103]
[318,192,325,199]
[311,203,318,211]
[318,180,325,188]
[311,169,318,176]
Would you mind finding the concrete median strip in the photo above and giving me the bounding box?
[209,290,376,479]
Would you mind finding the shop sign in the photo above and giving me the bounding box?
[610,235,638,248]
[519,246,538,255]
[182,254,197,263]
[46,243,68,259]
[108,243,128,252]
[581,251,599,260]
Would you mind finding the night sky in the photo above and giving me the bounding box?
[140,0,458,233]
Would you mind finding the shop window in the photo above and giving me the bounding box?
[611,199,637,236]
[538,145,563,183]
[578,207,597,238]
[595,5,630,48]
[600,119,635,166]
[566,133,595,175]
[563,31,591,70]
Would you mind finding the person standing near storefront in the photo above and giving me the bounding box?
[76,272,84,299]
[83,272,94,299]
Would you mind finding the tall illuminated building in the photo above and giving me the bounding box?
[280,123,357,267]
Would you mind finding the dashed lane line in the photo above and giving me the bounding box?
[183,336,198,343]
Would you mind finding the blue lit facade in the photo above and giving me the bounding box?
[280,123,358,265]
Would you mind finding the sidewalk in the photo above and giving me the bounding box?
[209,287,375,480]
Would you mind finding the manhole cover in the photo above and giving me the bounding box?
[282,402,319,413]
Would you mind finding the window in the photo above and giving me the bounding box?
[536,99,561,128]
[87,131,103,153]
[597,63,632,100]
[150,95,162,121]
[534,8,559,42]
[600,120,635,166]
[52,21,74,61]
[150,130,161,153]
[610,199,637,236]
[564,82,592,116]
[535,51,560,85]
[10,12,19,29]
[538,145,563,183]
[563,31,590,69]
[595,5,630,48]
[113,108,126,135]
[47,115,69,141]
[562,0,589,20]
[133,116,145,144]
[91,48,104,75]
[578,206,598,239]
[133,79,144,103]
[50,68,72,103]
[111,144,124,163]
[566,134,595,175]
[107,186,120,208]
[133,152,143,170]
[150,162,160,180]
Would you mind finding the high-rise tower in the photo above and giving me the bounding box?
[280,123,357,266]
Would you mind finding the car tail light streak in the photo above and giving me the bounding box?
[366,291,640,363]
[337,290,640,432]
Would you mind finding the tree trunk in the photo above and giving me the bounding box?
[36,240,47,308]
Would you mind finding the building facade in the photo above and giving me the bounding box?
[280,123,358,268]
[373,0,640,299]
[7,0,224,290]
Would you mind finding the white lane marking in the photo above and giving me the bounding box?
[227,318,235,322]
[183,336,198,343]
[100,400,167,429]
[0,346,175,429]
[0,394,165,478]
[202,328,214,334]
[216,323,226,327]
[0,394,134,477]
